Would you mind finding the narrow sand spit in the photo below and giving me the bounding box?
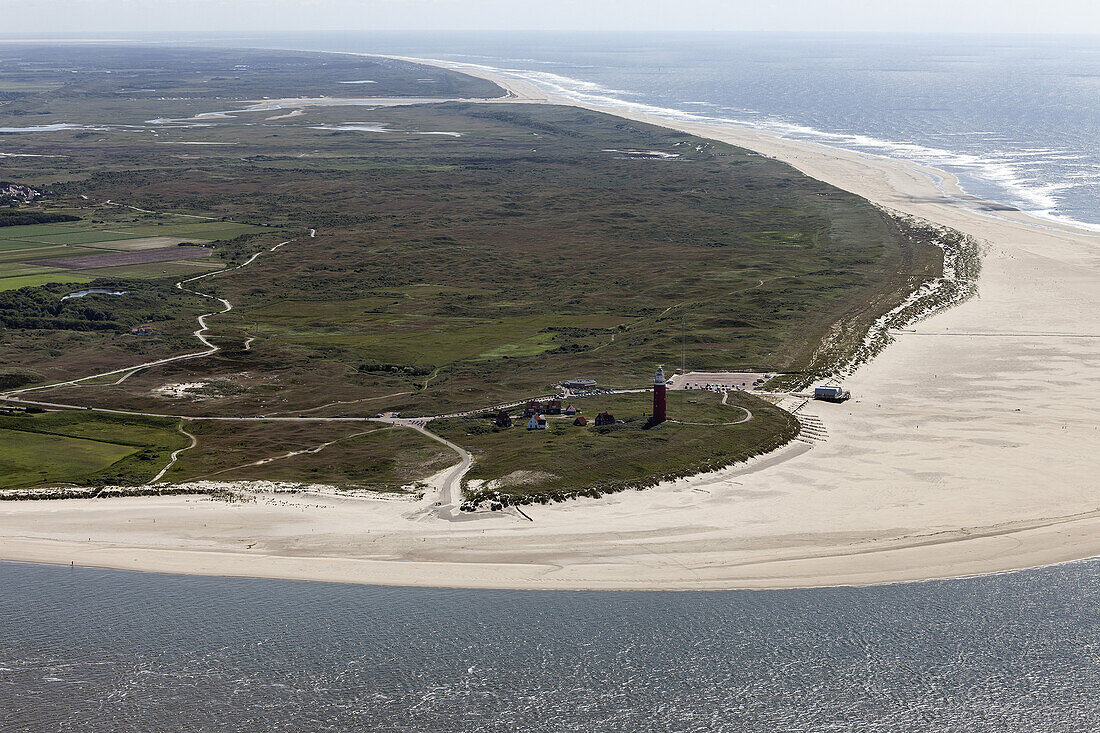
[1,61,1098,590]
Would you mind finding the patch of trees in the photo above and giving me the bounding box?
[0,211,80,227]
[540,326,615,338]
[359,363,433,376]
[548,342,587,354]
[0,279,183,332]
[206,231,268,264]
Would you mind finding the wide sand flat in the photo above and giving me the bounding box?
[2,63,1098,590]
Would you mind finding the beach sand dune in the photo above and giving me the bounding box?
[2,62,1098,590]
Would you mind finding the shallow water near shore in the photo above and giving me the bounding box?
[3,559,1099,731]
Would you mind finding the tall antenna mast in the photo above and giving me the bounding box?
[681,309,686,374]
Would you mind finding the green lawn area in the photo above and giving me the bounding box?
[0,427,137,489]
[112,222,264,239]
[0,274,93,291]
[0,264,65,277]
[0,81,64,91]
[0,213,253,296]
[0,240,66,252]
[433,390,799,507]
[29,230,144,245]
[0,411,189,488]
[0,224,83,239]
[1,245,104,262]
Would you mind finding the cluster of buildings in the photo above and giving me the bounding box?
[492,407,618,431]
[489,366,668,432]
[493,400,609,430]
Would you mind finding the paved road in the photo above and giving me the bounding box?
[376,417,474,520]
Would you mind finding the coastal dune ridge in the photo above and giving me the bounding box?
[2,53,1099,591]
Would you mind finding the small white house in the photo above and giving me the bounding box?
[527,414,548,430]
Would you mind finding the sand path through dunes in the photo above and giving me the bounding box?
[1,60,1098,590]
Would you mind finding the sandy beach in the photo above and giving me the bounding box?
[2,60,1098,590]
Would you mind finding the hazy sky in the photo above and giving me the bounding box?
[4,0,1100,34]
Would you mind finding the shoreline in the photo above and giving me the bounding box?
[4,495,1100,591]
[2,54,1099,592]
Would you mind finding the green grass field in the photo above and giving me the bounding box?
[0,214,266,292]
[0,240,69,252]
[25,230,145,245]
[0,81,63,91]
[0,411,189,488]
[0,245,104,262]
[0,427,138,489]
[0,224,83,239]
[111,222,267,239]
[0,273,92,291]
[0,264,56,277]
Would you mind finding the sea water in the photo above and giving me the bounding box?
[2,559,1099,731]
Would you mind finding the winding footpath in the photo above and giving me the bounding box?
[3,234,296,402]
[147,422,197,485]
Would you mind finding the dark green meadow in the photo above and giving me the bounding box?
[0,411,187,489]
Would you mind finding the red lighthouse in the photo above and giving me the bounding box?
[652,364,667,423]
